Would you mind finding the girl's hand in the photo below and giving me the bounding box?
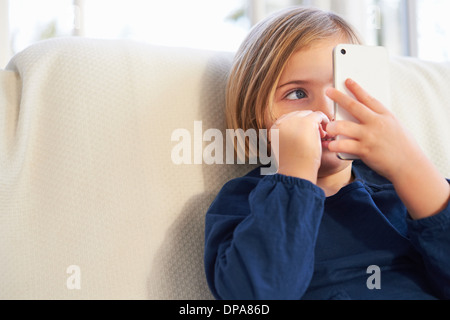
[271,110,329,184]
[326,79,450,219]
[325,79,417,182]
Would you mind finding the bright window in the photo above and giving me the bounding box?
[81,0,248,52]
[9,0,74,54]
[8,0,248,57]
[3,0,450,66]
[416,0,450,61]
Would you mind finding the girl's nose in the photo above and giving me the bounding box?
[314,94,334,121]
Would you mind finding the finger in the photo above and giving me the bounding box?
[312,111,330,125]
[326,120,362,140]
[300,111,330,126]
[326,87,373,124]
[345,79,388,114]
[302,111,329,139]
[328,138,363,157]
[274,110,313,127]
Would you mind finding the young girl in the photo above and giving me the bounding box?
[204,7,450,300]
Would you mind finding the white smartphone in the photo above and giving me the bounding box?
[333,44,391,160]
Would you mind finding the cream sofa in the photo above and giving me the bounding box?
[1,38,449,299]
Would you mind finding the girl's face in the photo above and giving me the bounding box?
[268,37,352,177]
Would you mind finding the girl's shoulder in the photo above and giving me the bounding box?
[219,166,264,196]
[207,168,262,216]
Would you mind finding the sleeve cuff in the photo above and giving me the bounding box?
[407,202,450,231]
[262,173,326,198]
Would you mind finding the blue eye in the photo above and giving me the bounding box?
[286,89,307,100]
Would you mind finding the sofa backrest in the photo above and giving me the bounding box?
[0,38,449,299]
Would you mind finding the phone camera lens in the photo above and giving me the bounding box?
[341,49,346,55]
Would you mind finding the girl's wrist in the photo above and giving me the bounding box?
[277,163,319,184]
[390,151,450,220]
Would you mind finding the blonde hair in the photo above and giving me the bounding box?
[226,6,362,158]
